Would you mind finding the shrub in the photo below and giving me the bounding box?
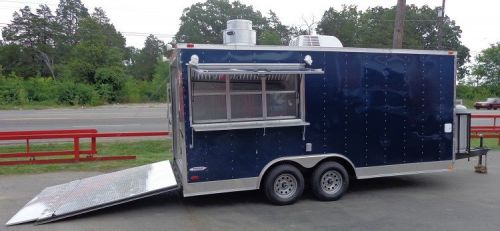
[457,85,498,107]
[150,59,170,102]
[0,67,170,107]
[0,73,27,105]
[24,77,57,103]
[17,88,29,105]
[121,78,155,103]
[94,66,126,103]
[56,81,99,106]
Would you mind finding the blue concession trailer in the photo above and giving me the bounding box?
[171,42,459,201]
[7,20,489,226]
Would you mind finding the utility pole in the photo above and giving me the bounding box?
[392,0,406,49]
[437,0,446,49]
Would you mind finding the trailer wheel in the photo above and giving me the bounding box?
[263,164,304,205]
[311,162,349,201]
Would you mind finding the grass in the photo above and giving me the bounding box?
[0,103,81,110]
[471,138,500,151]
[0,140,172,175]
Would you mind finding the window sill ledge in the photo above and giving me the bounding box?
[192,119,310,132]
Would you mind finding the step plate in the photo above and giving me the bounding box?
[6,160,178,226]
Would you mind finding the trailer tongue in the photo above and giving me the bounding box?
[6,160,178,226]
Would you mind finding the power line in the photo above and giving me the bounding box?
[0,1,165,14]
[0,0,55,4]
[0,21,175,37]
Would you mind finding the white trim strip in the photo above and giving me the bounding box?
[183,177,258,197]
[356,160,452,179]
[177,44,456,56]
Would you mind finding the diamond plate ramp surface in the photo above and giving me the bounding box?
[5,180,80,226]
[6,160,178,226]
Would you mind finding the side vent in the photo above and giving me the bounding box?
[302,36,320,46]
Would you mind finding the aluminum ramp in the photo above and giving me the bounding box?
[6,160,178,226]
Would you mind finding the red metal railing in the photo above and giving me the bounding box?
[471,115,500,145]
[0,129,169,166]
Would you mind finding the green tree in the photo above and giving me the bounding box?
[259,30,281,45]
[91,7,110,24]
[356,6,394,48]
[1,5,58,77]
[55,0,89,47]
[2,6,37,47]
[2,5,70,79]
[151,58,170,101]
[0,44,35,77]
[66,8,125,85]
[317,5,360,47]
[264,10,290,45]
[471,43,500,92]
[130,35,166,81]
[317,4,470,79]
[33,5,58,79]
[176,0,268,44]
[288,25,309,38]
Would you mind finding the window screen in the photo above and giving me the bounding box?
[191,71,301,124]
[266,76,298,118]
[192,95,227,122]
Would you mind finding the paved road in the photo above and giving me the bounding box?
[0,105,497,133]
[1,152,499,231]
[0,104,169,133]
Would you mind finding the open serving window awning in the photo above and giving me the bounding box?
[190,63,324,76]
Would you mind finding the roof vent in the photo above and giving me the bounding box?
[223,19,256,45]
[289,35,343,47]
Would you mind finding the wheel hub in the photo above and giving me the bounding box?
[321,170,342,194]
[274,173,297,199]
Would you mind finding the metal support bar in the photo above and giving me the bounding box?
[0,156,136,166]
[26,139,32,160]
[74,137,80,161]
[0,150,94,158]
[91,137,97,155]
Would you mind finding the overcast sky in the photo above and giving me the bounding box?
[1,0,499,58]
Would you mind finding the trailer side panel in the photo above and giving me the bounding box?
[178,48,455,183]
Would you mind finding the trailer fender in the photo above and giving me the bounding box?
[257,154,357,188]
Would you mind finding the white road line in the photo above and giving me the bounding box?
[0,117,164,121]
[0,112,166,116]
[72,124,142,128]
[0,117,70,121]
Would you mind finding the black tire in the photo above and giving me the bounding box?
[263,164,304,205]
[475,106,480,110]
[311,161,349,201]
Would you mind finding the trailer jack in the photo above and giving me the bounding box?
[456,135,489,174]
[474,136,488,174]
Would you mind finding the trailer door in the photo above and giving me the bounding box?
[6,160,179,226]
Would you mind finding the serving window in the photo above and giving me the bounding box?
[188,63,323,131]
